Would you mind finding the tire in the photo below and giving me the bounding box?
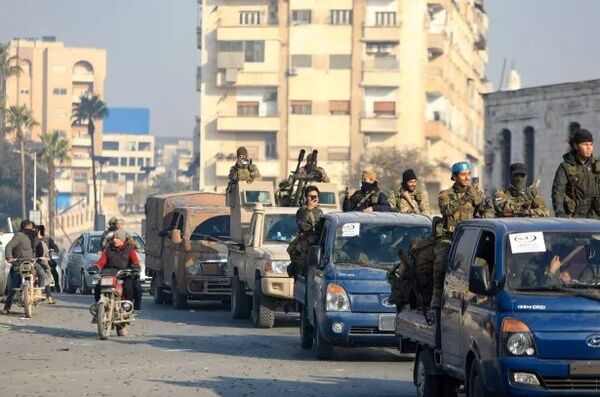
[23,286,33,319]
[252,278,275,329]
[80,272,92,295]
[51,268,61,293]
[300,305,314,349]
[151,275,165,304]
[65,272,77,294]
[231,275,251,319]
[171,277,188,309]
[414,348,442,397]
[117,324,129,337]
[467,360,485,397]
[97,301,111,340]
[313,324,334,360]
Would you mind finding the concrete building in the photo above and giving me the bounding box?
[155,137,194,186]
[484,79,600,209]
[196,0,488,196]
[4,37,107,205]
[101,108,155,208]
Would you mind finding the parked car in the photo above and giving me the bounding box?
[0,217,14,296]
[64,231,149,294]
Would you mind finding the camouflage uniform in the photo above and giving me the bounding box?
[389,189,431,215]
[297,165,330,183]
[228,162,261,183]
[287,206,323,277]
[494,186,550,217]
[430,184,494,308]
[552,150,600,219]
[342,185,392,212]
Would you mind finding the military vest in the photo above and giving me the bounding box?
[561,158,600,215]
[442,187,477,234]
[105,246,133,270]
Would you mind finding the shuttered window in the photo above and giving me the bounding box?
[237,101,259,116]
[329,100,350,115]
[373,101,395,116]
[291,101,312,115]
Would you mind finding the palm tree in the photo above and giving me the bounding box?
[71,93,108,223]
[4,105,38,218]
[39,131,70,237]
[0,42,23,131]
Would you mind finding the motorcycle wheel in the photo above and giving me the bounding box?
[23,286,33,319]
[117,325,129,337]
[97,303,111,340]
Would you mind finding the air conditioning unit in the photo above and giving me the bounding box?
[263,92,277,101]
[287,68,298,76]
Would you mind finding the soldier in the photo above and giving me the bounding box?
[343,170,392,213]
[297,151,330,183]
[494,163,550,217]
[228,147,261,184]
[287,186,323,278]
[552,129,600,218]
[431,162,494,309]
[389,169,431,215]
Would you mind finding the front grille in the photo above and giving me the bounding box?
[544,377,600,391]
[189,279,231,294]
[349,327,394,335]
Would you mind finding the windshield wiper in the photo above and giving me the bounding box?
[516,285,600,301]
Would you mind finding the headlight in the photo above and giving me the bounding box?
[326,283,350,312]
[502,318,536,357]
[187,262,203,275]
[264,261,289,274]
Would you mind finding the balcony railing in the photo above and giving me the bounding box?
[360,116,398,134]
[216,115,280,132]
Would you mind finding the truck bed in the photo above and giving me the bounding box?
[395,309,436,348]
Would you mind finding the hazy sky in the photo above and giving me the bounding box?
[1,0,599,138]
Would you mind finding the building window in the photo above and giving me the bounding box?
[375,11,397,26]
[219,41,244,52]
[329,100,350,115]
[20,89,30,95]
[330,10,352,25]
[52,88,67,95]
[237,101,260,116]
[137,158,144,166]
[291,10,311,24]
[523,127,535,185]
[103,141,119,151]
[500,129,512,186]
[138,142,151,151]
[266,135,277,159]
[291,55,312,68]
[120,158,127,166]
[239,11,261,25]
[129,158,136,166]
[329,54,351,69]
[366,43,394,56]
[109,158,118,166]
[244,41,265,62]
[373,101,396,116]
[291,101,312,115]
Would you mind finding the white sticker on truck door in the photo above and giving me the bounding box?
[509,232,546,254]
[341,223,360,237]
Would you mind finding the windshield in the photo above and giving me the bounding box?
[506,231,600,293]
[319,192,336,205]
[190,215,230,241]
[245,191,271,205]
[333,223,430,269]
[89,234,145,253]
[263,214,297,244]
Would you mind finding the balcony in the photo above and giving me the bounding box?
[425,120,451,142]
[362,59,400,87]
[428,32,448,53]
[362,24,401,43]
[216,116,280,132]
[360,117,398,134]
[71,137,91,147]
[217,25,278,41]
[217,70,279,87]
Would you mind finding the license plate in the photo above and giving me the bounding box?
[100,278,113,287]
[378,314,395,332]
[570,361,600,376]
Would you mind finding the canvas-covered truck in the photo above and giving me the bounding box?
[145,192,231,309]
[226,181,302,328]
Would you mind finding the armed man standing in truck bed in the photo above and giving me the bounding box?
[343,170,392,213]
[494,163,549,218]
[389,169,431,215]
[228,147,261,184]
[287,186,323,278]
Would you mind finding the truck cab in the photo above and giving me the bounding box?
[396,218,600,397]
[297,212,431,359]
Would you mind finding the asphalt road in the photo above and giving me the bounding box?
[0,293,417,397]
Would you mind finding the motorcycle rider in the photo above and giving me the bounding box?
[90,230,140,306]
[101,217,125,251]
[37,225,61,292]
[1,220,52,314]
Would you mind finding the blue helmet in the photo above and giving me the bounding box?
[451,162,471,174]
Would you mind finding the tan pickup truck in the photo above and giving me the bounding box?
[145,192,230,309]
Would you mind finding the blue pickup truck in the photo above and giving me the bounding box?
[294,212,431,359]
[396,218,600,397]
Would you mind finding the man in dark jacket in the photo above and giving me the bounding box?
[552,129,600,218]
[343,170,392,212]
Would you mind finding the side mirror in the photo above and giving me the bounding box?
[171,229,182,244]
[469,262,493,296]
[308,246,321,269]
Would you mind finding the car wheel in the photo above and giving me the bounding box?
[313,322,334,360]
[80,271,92,295]
[171,276,188,309]
[65,271,77,294]
[414,348,442,397]
[300,304,314,349]
[231,275,251,319]
[252,278,275,329]
[151,275,165,305]
[467,360,485,397]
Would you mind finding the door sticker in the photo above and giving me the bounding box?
[341,223,360,237]
[509,232,546,254]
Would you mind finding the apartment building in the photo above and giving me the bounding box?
[197,0,488,195]
[4,37,107,202]
[155,136,194,186]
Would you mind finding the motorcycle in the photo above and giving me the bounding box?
[89,268,137,340]
[12,258,47,318]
